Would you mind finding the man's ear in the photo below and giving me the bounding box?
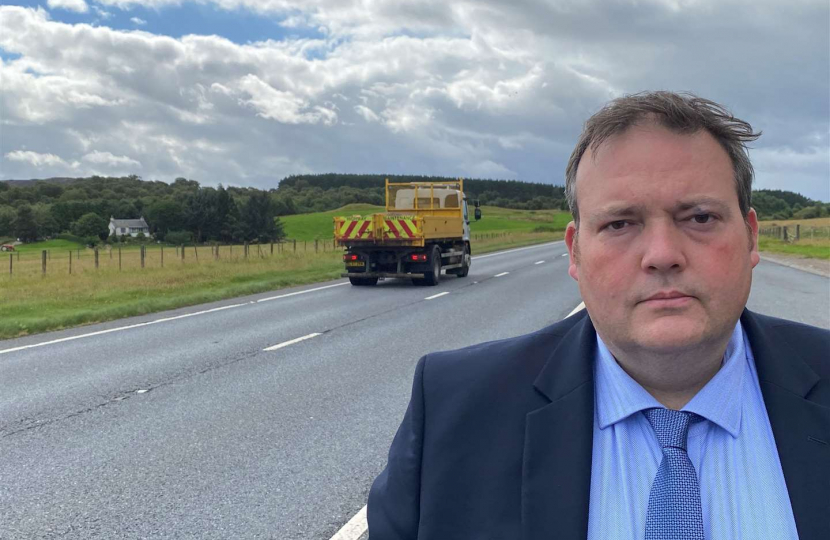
[565,221,579,281]
[747,208,760,268]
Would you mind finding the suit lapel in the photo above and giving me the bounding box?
[742,310,830,540]
[522,313,595,540]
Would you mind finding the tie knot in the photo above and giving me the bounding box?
[643,408,700,451]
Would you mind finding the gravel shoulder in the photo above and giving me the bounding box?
[759,251,830,278]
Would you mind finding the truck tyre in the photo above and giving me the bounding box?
[349,276,378,286]
[456,244,470,278]
[424,246,442,286]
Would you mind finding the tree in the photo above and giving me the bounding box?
[240,191,285,242]
[145,199,185,240]
[32,204,60,237]
[71,213,109,240]
[0,206,17,237]
[13,203,40,242]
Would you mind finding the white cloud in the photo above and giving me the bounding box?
[354,105,379,123]
[82,151,142,168]
[0,2,827,200]
[47,0,88,13]
[5,150,78,169]
[130,17,147,26]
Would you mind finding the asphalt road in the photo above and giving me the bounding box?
[0,242,827,539]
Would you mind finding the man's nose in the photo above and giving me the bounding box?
[640,221,687,273]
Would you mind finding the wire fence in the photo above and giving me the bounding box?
[758,226,830,242]
[3,239,343,278]
[4,231,540,278]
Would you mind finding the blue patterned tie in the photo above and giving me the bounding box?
[643,408,704,540]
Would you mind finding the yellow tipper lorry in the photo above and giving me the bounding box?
[334,179,481,286]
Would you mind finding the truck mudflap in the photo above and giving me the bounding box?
[342,272,426,279]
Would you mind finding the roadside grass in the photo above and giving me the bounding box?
[1,231,562,341]
[758,237,830,260]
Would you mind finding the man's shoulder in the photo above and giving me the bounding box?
[744,310,830,377]
[419,310,589,393]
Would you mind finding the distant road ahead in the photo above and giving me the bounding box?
[0,243,827,539]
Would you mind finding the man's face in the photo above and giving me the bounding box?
[565,123,760,355]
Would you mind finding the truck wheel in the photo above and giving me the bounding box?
[424,246,442,286]
[349,276,378,286]
[456,245,470,278]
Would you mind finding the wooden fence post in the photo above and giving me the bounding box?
[161,246,164,267]
[9,253,12,277]
[119,247,122,271]
[193,245,198,262]
[270,242,274,255]
[796,224,800,240]
[244,242,249,259]
[95,248,99,269]
[141,245,145,268]
[293,240,297,252]
[315,239,318,253]
[69,250,72,274]
[42,250,47,275]
[783,226,788,242]
[181,245,185,261]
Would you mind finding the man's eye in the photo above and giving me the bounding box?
[607,220,627,230]
[692,213,713,224]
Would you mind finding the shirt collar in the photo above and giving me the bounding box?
[594,321,746,438]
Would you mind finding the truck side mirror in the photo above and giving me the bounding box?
[474,208,482,221]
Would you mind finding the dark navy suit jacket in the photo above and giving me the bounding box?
[367,309,830,540]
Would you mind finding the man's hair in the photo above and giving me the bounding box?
[565,91,761,226]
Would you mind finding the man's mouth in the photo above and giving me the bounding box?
[639,290,695,307]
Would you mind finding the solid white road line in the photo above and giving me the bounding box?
[561,253,568,257]
[263,333,321,352]
[494,272,509,277]
[0,302,248,356]
[534,260,545,265]
[567,301,586,318]
[335,295,588,540]
[0,282,351,356]
[425,292,450,300]
[329,505,368,540]
[472,241,563,260]
[257,282,349,303]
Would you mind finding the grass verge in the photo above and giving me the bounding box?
[758,237,830,260]
[0,232,562,341]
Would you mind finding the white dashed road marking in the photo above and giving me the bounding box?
[263,333,322,352]
[425,292,450,300]
[534,260,545,265]
[494,272,509,277]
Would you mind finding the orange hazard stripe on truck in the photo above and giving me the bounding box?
[338,219,373,239]
[383,218,418,239]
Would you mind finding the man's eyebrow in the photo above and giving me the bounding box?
[588,204,647,223]
[587,198,734,223]
[675,198,732,215]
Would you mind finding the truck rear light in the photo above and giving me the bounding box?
[344,254,359,261]
[410,254,427,262]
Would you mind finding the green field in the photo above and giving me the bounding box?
[758,237,830,260]
[281,204,572,240]
[10,238,86,253]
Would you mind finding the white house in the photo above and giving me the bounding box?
[109,216,151,238]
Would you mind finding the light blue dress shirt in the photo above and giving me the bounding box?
[586,321,799,539]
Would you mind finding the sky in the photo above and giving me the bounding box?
[1,0,828,201]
